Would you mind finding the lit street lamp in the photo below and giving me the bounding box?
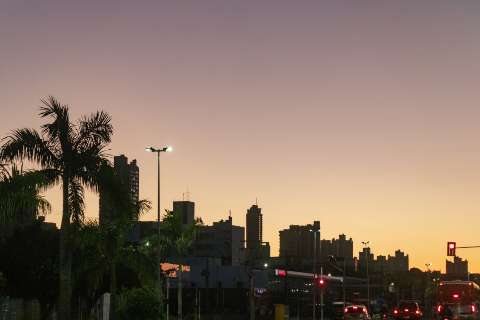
[145,145,173,318]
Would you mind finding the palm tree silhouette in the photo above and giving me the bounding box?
[0,163,51,230]
[0,96,113,319]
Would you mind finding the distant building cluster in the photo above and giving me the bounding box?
[94,154,476,280]
[446,256,469,277]
[359,248,409,274]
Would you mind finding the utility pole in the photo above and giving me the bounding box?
[166,277,170,320]
[249,271,255,320]
[343,258,346,307]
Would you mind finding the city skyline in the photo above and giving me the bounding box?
[2,0,480,273]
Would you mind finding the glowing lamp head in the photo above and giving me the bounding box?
[165,145,173,152]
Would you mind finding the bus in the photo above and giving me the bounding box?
[436,281,480,320]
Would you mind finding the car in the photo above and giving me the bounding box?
[344,304,371,320]
[393,301,423,320]
[332,302,352,320]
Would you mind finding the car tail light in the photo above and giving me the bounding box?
[394,309,399,315]
[437,305,443,313]
[404,309,409,312]
[415,310,421,315]
[363,308,367,313]
[453,293,460,299]
[344,308,348,313]
[472,305,476,313]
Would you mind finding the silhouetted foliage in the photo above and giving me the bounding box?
[116,286,161,320]
[0,221,59,318]
[0,96,113,319]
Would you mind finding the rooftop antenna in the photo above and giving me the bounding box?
[255,197,258,206]
[186,186,190,201]
[229,209,232,219]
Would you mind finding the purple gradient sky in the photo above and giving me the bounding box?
[2,0,480,271]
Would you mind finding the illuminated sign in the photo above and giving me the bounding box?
[160,262,191,278]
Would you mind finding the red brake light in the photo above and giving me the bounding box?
[415,310,421,315]
[394,310,399,314]
[453,293,460,299]
[437,305,443,313]
[344,308,348,313]
[405,309,409,312]
[472,305,477,313]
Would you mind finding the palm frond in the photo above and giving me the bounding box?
[39,96,74,152]
[0,168,52,225]
[75,111,113,151]
[69,178,85,225]
[0,128,59,168]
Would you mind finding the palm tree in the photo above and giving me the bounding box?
[0,163,51,228]
[96,163,151,319]
[0,96,113,319]
[160,211,200,320]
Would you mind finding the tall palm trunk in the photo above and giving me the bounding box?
[59,174,72,319]
[178,265,183,320]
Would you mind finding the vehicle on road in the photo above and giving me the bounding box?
[435,281,480,320]
[393,301,423,320]
[344,304,371,320]
[332,301,351,320]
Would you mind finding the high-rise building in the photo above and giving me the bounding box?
[358,247,374,271]
[245,204,270,262]
[446,256,468,277]
[173,201,195,226]
[246,204,262,247]
[99,154,139,224]
[332,234,354,261]
[387,250,409,273]
[324,234,355,270]
[279,221,320,266]
[193,216,245,266]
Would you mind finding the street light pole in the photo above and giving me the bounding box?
[157,150,161,317]
[361,241,370,314]
[146,145,173,319]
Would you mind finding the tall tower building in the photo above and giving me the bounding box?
[99,154,139,224]
[279,221,320,266]
[245,203,270,263]
[173,200,195,226]
[246,204,263,248]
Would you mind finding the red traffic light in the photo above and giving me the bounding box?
[275,269,287,277]
[447,242,456,256]
[316,277,326,288]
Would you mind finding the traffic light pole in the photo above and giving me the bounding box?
[313,231,317,320]
[321,267,324,320]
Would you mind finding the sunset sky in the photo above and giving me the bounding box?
[2,1,480,272]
